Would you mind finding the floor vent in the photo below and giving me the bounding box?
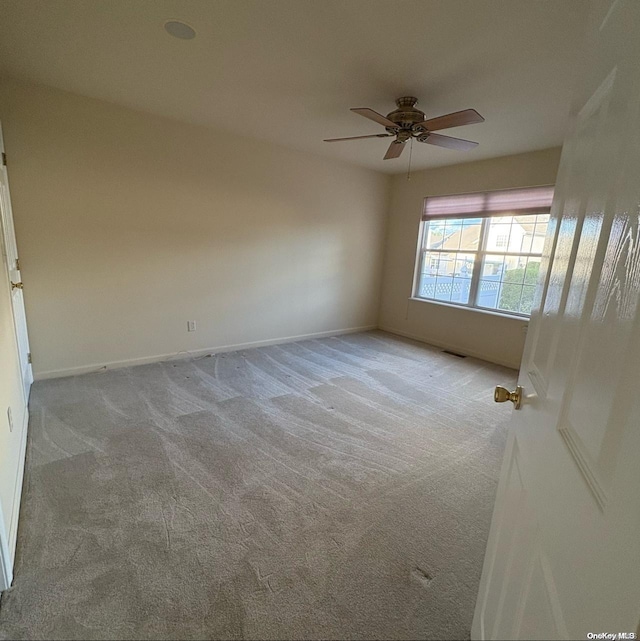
[442,349,467,358]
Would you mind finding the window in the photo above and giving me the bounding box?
[495,233,508,248]
[414,186,554,317]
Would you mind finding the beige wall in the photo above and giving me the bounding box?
[0,79,390,378]
[379,148,562,369]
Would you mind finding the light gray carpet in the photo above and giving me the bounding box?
[0,330,516,641]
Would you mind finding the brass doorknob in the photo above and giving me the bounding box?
[494,385,523,410]
[11,281,23,290]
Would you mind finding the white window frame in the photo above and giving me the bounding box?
[414,214,544,318]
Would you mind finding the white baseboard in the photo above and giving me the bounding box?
[378,325,519,370]
[34,325,379,380]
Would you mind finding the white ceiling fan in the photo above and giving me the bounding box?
[325,97,485,159]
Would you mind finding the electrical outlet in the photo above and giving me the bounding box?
[7,407,13,432]
[187,320,197,332]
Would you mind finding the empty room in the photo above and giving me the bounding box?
[0,1,638,639]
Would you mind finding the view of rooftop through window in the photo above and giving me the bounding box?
[415,213,550,316]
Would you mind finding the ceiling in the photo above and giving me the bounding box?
[0,0,591,174]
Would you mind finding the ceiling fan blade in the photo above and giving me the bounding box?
[383,140,405,160]
[351,108,398,129]
[420,109,485,132]
[324,133,393,142]
[420,133,478,151]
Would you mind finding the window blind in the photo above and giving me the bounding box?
[422,185,554,220]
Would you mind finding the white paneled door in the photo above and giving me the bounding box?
[0,124,32,398]
[0,122,32,590]
[472,1,640,639]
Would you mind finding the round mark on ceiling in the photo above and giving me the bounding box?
[164,20,196,40]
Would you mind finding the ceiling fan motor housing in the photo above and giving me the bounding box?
[385,96,426,132]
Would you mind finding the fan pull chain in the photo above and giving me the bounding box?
[407,137,414,181]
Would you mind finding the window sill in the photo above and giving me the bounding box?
[409,297,530,322]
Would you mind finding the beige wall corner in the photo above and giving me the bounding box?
[378,147,562,369]
[0,78,391,377]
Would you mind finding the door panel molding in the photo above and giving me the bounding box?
[558,424,607,510]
